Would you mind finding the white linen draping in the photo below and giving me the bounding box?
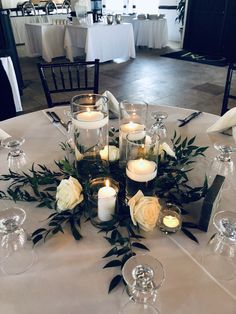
[64,23,136,62]
[132,18,168,49]
[25,23,66,62]
[10,15,69,45]
[0,56,22,112]
[0,106,235,313]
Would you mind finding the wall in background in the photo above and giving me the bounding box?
[159,7,180,42]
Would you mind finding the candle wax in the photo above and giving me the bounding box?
[163,215,180,228]
[120,122,145,134]
[126,159,157,182]
[77,111,104,122]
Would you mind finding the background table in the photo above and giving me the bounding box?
[0,56,22,112]
[0,106,235,313]
[64,23,136,63]
[25,23,66,62]
[10,14,69,45]
[132,18,168,49]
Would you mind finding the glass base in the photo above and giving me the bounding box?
[120,300,160,314]
[89,211,116,229]
[1,247,36,275]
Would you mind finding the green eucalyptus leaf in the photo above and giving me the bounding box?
[31,228,47,237]
[108,275,122,293]
[181,228,199,244]
[103,247,117,258]
[103,260,122,268]
[116,246,130,257]
[131,242,150,251]
[32,234,43,245]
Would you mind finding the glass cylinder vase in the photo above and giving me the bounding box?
[125,131,159,199]
[119,101,148,167]
[71,94,109,178]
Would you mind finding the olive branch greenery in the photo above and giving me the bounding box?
[0,131,208,292]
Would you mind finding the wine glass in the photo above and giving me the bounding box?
[149,112,168,140]
[207,142,235,190]
[0,207,36,275]
[1,137,28,172]
[120,254,165,314]
[202,211,236,281]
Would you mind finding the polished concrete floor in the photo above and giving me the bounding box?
[19,45,235,116]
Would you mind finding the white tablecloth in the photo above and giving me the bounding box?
[25,23,66,62]
[10,15,69,45]
[132,18,168,49]
[0,105,235,313]
[64,22,136,62]
[0,56,22,112]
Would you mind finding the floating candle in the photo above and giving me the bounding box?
[74,108,108,130]
[98,180,117,221]
[163,215,180,228]
[126,159,157,182]
[120,122,145,134]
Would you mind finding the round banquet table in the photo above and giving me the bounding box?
[0,105,235,314]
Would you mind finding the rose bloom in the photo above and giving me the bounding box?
[128,190,161,232]
[56,176,83,212]
[99,145,119,162]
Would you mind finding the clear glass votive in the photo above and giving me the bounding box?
[119,101,148,167]
[158,203,182,234]
[71,94,109,178]
[88,177,119,228]
[125,131,159,199]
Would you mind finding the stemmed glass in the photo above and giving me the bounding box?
[0,207,36,275]
[120,254,165,314]
[149,111,168,140]
[1,137,28,172]
[207,142,236,190]
[202,211,236,281]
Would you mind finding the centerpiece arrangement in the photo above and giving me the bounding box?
[0,94,208,292]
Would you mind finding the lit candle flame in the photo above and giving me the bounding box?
[105,179,110,187]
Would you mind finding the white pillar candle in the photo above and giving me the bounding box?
[73,109,108,130]
[163,215,180,228]
[126,159,157,182]
[98,180,117,221]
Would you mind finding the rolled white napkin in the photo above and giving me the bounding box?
[207,108,236,143]
[102,90,120,119]
[0,128,11,141]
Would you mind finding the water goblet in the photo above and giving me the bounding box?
[207,142,235,190]
[202,210,236,281]
[120,254,165,314]
[1,137,28,172]
[149,112,168,140]
[0,207,36,275]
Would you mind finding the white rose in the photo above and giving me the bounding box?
[99,145,119,162]
[128,190,161,232]
[159,142,175,158]
[56,176,83,212]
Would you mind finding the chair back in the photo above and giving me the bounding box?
[37,59,100,108]
[221,63,236,115]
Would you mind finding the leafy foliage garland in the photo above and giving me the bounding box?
[0,131,208,292]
